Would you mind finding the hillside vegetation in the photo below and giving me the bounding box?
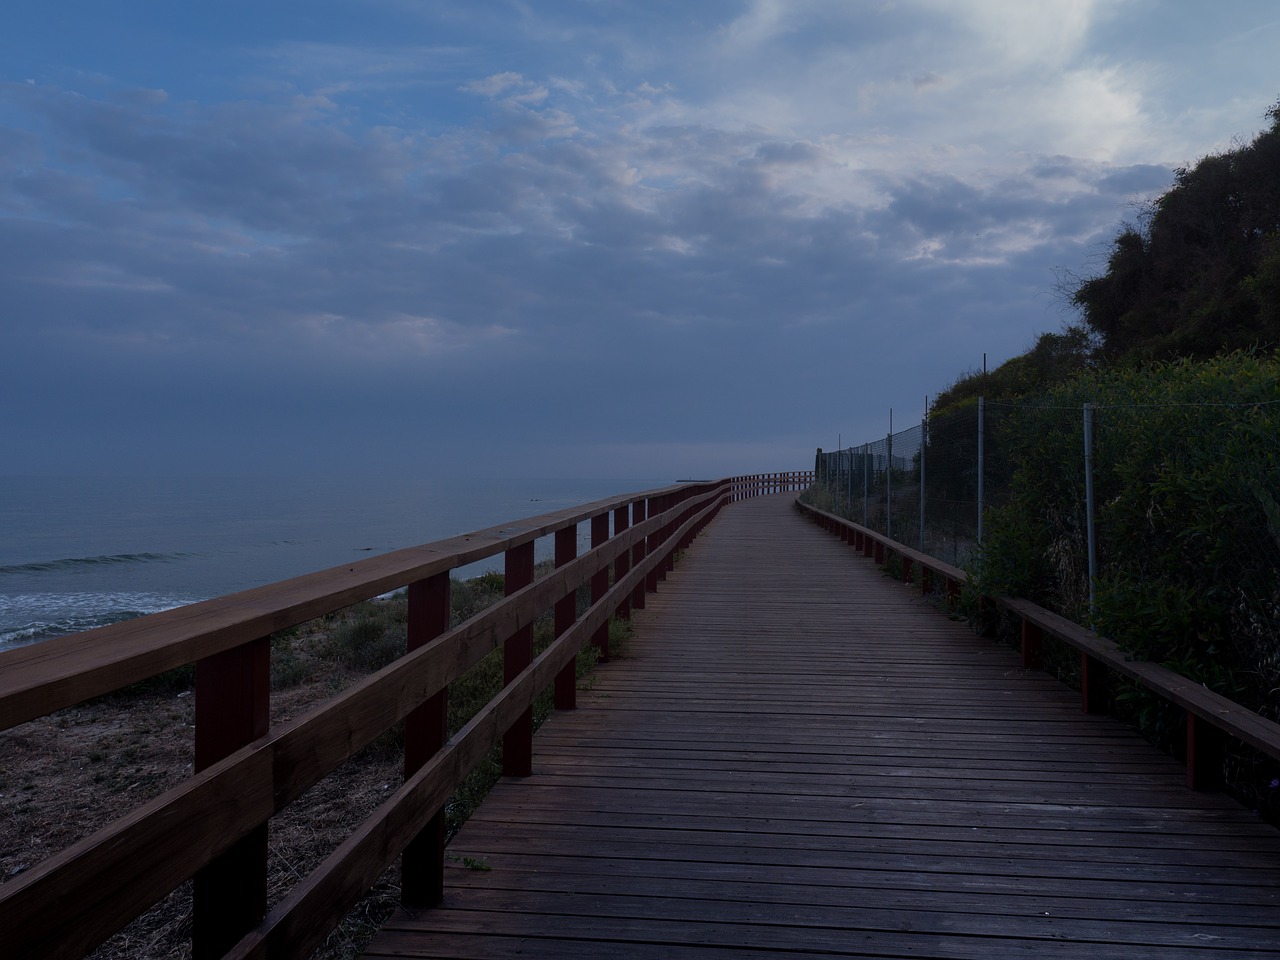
[919,101,1280,806]
[933,99,1280,418]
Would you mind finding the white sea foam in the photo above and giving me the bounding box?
[0,592,199,648]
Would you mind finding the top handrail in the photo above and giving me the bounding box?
[794,498,1280,777]
[0,470,814,960]
[0,475,806,731]
[0,482,676,729]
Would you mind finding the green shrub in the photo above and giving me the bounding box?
[971,352,1280,714]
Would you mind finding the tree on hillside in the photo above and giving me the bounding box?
[1073,100,1280,360]
[929,325,1096,416]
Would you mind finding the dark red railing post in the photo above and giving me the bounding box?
[901,556,914,584]
[613,504,631,619]
[662,493,677,576]
[1081,653,1109,714]
[554,527,578,710]
[503,541,535,777]
[652,494,668,585]
[1020,620,1043,670]
[402,571,451,906]
[590,512,611,660]
[193,636,270,960]
[1186,713,1224,791]
[679,489,698,550]
[631,498,648,609]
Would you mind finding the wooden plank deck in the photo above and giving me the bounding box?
[361,493,1280,959]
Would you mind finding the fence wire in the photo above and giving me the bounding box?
[811,397,1280,720]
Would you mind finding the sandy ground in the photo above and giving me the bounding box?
[0,627,407,960]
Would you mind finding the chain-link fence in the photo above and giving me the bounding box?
[809,395,1280,714]
[812,406,987,566]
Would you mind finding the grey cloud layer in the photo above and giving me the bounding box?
[2,65,1170,474]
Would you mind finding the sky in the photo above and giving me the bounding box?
[2,1,1278,480]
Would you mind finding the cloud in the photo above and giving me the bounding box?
[2,1,1272,476]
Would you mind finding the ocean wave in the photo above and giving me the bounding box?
[0,552,193,575]
[0,592,200,648]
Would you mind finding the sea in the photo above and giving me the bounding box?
[0,475,667,650]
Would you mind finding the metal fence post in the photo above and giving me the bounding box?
[977,396,985,545]
[1084,402,1098,614]
[846,446,852,515]
[919,415,927,550]
[886,422,894,541]
[862,442,869,527]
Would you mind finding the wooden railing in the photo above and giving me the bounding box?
[796,499,1280,793]
[0,472,809,960]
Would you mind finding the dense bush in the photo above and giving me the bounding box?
[970,352,1280,718]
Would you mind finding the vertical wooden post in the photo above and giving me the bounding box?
[613,504,631,619]
[193,637,270,960]
[554,526,578,710]
[682,488,701,549]
[1020,620,1043,670]
[632,498,648,607]
[590,512,610,661]
[874,540,885,564]
[1081,653,1109,714]
[920,567,932,596]
[402,572,451,906]
[503,541,535,777]
[663,493,677,575]
[1186,713,1224,791]
[901,556,913,584]
[656,494,672,583]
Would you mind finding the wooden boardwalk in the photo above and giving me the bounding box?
[362,493,1280,959]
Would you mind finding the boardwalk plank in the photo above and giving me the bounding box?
[362,493,1280,959]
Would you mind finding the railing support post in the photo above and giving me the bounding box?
[590,512,611,661]
[613,504,631,619]
[193,636,270,960]
[402,571,450,907]
[632,498,648,608]
[663,493,677,575]
[503,541,535,777]
[1186,713,1224,791]
[1020,620,1043,670]
[554,527,578,710]
[1081,653,1109,714]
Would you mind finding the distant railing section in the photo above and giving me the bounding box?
[0,472,805,960]
[796,499,1280,795]
[731,471,812,499]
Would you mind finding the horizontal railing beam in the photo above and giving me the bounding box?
[0,482,704,730]
[0,480,734,960]
[223,484,729,960]
[796,498,1280,768]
